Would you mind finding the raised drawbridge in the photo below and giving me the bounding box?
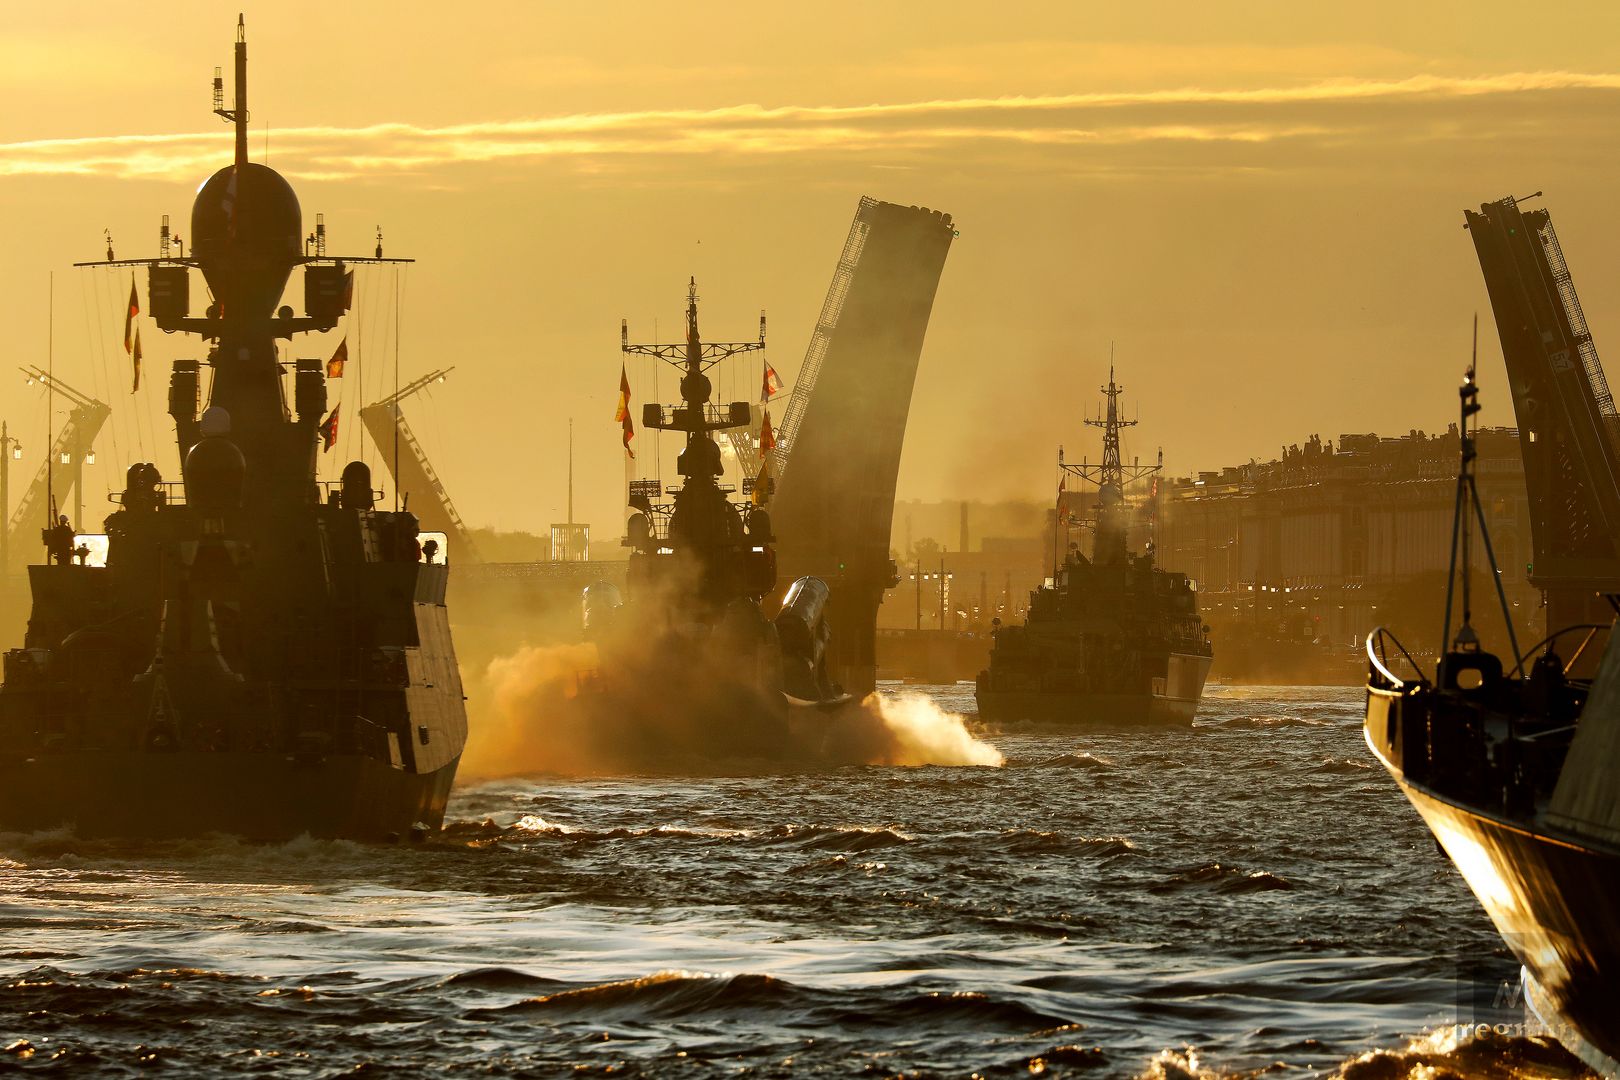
[1466,195,1620,644]
[359,369,481,562]
[766,198,956,694]
[8,367,111,564]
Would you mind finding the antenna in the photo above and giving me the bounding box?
[375,227,384,260]
[568,417,574,529]
[46,272,55,548]
[212,16,250,167]
[315,213,327,258]
[104,229,115,263]
[159,215,171,259]
[393,271,401,512]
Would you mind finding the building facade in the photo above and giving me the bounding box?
[1155,426,1538,663]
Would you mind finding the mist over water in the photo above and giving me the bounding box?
[0,685,1595,1077]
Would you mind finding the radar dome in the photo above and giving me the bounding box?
[191,162,301,266]
[198,406,233,437]
[184,436,247,512]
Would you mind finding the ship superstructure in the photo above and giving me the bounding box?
[0,19,467,841]
[976,367,1211,724]
[574,280,844,758]
[1365,195,1620,1072]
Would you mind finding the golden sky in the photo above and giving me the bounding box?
[6,1,1620,540]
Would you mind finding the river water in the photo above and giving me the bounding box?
[0,685,1595,1077]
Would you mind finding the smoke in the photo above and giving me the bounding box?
[460,643,1002,778]
[459,642,601,778]
[854,692,1005,767]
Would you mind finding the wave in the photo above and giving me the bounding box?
[432,967,561,993]
[1329,1026,1598,1079]
[1201,715,1332,730]
[1019,1043,1110,1072]
[774,823,915,852]
[839,988,1072,1032]
[990,830,1138,858]
[1312,758,1375,775]
[471,970,1077,1037]
[1151,863,1296,895]
[440,816,917,853]
[1029,751,1116,770]
[470,970,814,1021]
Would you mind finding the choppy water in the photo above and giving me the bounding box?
[0,686,1594,1077]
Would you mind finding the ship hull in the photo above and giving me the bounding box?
[976,652,1210,725]
[1365,690,1620,1068]
[0,749,458,842]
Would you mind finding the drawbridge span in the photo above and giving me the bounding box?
[768,199,956,695]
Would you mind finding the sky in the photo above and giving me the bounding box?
[6,1,1620,540]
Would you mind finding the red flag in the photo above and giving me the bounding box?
[341,270,355,311]
[318,404,340,452]
[123,274,139,354]
[614,364,635,458]
[131,327,143,393]
[761,362,782,403]
[327,338,348,379]
[758,409,776,458]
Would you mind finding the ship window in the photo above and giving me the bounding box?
[418,531,449,565]
[71,534,110,568]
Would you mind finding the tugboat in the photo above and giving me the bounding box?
[1365,195,1620,1073]
[575,280,847,760]
[0,18,467,841]
[976,367,1211,724]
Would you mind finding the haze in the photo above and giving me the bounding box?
[6,1,1620,540]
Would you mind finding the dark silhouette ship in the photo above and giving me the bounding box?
[976,367,1211,724]
[575,281,847,758]
[1365,196,1620,1072]
[0,19,467,841]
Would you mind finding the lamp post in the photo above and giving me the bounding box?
[0,421,20,570]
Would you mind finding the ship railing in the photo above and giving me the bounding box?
[1366,626,1429,691]
[108,481,186,507]
[316,480,386,503]
[1505,623,1612,679]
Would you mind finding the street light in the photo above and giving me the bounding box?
[0,422,19,570]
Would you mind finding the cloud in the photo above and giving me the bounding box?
[3,71,1619,183]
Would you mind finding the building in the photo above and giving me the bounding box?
[1156,426,1538,664]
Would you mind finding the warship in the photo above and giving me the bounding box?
[573,280,847,758]
[976,367,1212,724]
[0,19,467,841]
[1364,195,1620,1072]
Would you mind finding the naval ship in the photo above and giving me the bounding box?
[574,280,847,759]
[0,19,467,841]
[1364,196,1620,1071]
[976,367,1211,724]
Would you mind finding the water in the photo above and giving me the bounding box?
[0,686,1592,1077]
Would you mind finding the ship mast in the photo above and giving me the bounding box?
[1086,364,1132,497]
[214,15,250,168]
[621,278,765,493]
[1062,361,1159,565]
[620,279,769,598]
